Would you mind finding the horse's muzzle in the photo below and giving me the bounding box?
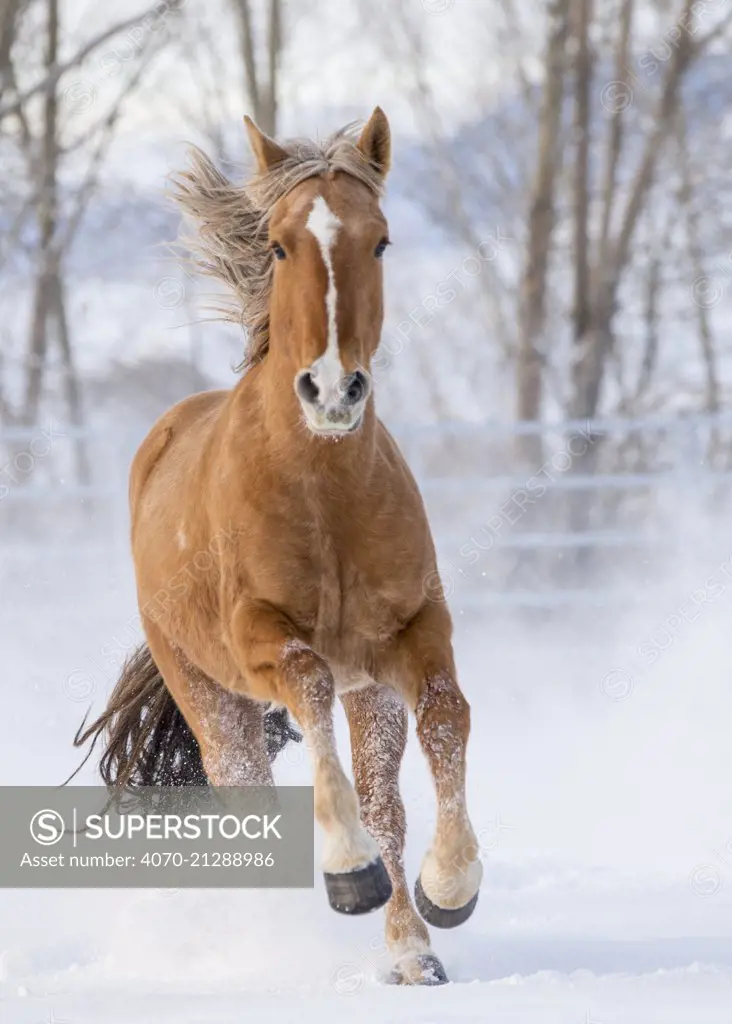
[294,367,370,436]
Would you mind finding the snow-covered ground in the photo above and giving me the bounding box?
[2,524,732,1022]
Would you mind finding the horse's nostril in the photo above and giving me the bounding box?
[296,370,319,405]
[344,371,368,405]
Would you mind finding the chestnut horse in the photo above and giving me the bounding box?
[76,109,482,986]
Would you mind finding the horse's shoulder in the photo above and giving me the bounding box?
[130,389,228,507]
[165,388,229,429]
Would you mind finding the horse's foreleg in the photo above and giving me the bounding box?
[379,601,482,929]
[227,601,392,915]
[341,685,448,985]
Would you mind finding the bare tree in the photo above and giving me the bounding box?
[0,3,177,122]
[570,0,592,385]
[360,0,732,436]
[0,0,24,106]
[677,108,719,416]
[230,0,282,136]
[0,0,181,488]
[569,0,732,420]
[515,0,570,461]
[22,0,58,426]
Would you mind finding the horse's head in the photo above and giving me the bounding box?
[245,109,391,437]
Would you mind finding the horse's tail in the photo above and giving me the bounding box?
[70,644,207,787]
[69,643,301,789]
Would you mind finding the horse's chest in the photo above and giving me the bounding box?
[315,540,405,640]
[277,530,418,651]
[244,479,427,655]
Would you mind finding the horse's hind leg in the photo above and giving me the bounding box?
[226,601,392,915]
[341,686,448,986]
[144,617,273,786]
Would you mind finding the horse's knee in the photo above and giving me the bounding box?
[416,675,470,746]
[280,645,335,725]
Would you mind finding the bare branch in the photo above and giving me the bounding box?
[693,6,732,50]
[608,0,695,283]
[0,2,177,122]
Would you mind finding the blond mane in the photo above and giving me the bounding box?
[170,123,385,370]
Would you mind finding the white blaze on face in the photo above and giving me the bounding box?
[306,195,344,398]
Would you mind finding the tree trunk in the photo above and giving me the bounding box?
[0,0,22,104]
[52,271,90,483]
[515,0,569,463]
[570,0,592,359]
[262,0,280,137]
[231,0,281,136]
[22,0,58,425]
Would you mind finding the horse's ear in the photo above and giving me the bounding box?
[243,115,288,173]
[356,107,391,179]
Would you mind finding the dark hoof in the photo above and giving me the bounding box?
[415,875,479,929]
[388,953,449,986]
[263,706,302,761]
[324,856,392,915]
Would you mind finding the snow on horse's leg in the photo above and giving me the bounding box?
[380,601,482,930]
[342,685,448,985]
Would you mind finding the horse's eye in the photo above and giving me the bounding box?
[374,238,390,258]
[271,242,286,261]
